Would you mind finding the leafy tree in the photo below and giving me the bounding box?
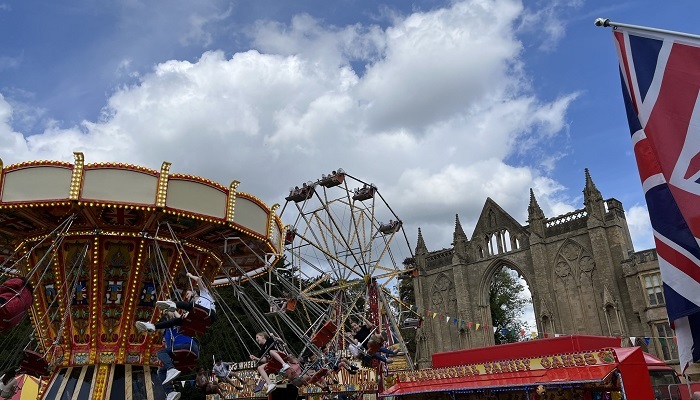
[0,318,33,371]
[489,266,530,344]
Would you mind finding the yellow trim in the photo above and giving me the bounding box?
[269,203,280,249]
[117,238,147,362]
[0,157,3,200]
[104,365,116,400]
[227,180,240,222]
[69,152,85,200]
[156,162,171,208]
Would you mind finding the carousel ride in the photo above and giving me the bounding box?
[0,155,418,400]
[0,153,284,399]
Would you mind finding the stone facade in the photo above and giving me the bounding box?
[412,170,683,372]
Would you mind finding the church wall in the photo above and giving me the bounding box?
[412,176,678,370]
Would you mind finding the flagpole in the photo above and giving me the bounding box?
[594,18,700,41]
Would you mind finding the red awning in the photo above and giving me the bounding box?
[381,364,617,397]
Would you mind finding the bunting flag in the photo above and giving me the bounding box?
[432,312,437,319]
[611,22,700,372]
[644,337,651,346]
[475,323,480,331]
[501,328,508,335]
[467,321,473,329]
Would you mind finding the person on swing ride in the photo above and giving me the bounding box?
[0,277,33,332]
[303,352,332,394]
[322,345,359,376]
[195,367,225,397]
[344,318,401,364]
[156,312,199,400]
[248,331,292,394]
[135,272,216,333]
[212,358,245,390]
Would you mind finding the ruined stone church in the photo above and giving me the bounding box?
[411,169,678,371]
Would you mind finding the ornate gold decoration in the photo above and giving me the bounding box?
[69,152,85,200]
[155,161,172,208]
[269,203,280,241]
[227,180,240,222]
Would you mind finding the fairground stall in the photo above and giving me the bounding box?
[381,335,656,400]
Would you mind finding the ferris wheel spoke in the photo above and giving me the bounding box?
[295,232,365,279]
[281,170,415,370]
[304,279,364,298]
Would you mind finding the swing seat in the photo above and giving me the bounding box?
[172,349,198,371]
[19,350,51,377]
[264,352,300,379]
[0,287,32,333]
[310,321,336,349]
[308,368,329,384]
[284,229,296,245]
[179,306,212,337]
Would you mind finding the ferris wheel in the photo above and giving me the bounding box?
[278,170,415,371]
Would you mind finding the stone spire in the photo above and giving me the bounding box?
[583,168,603,203]
[527,188,545,221]
[583,168,605,220]
[527,188,545,238]
[453,214,468,261]
[454,214,467,241]
[416,228,428,255]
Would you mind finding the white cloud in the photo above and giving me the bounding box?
[0,0,577,252]
[181,5,233,47]
[518,0,584,52]
[626,204,654,251]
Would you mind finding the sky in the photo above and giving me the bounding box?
[2,0,699,331]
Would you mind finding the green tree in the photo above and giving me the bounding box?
[489,266,530,344]
[397,272,417,356]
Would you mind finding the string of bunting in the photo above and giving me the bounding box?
[410,305,680,345]
[410,304,512,335]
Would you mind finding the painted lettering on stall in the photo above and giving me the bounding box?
[395,350,615,382]
[540,350,613,369]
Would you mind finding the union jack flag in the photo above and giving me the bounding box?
[613,25,700,371]
[102,208,139,226]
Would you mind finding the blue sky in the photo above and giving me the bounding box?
[1,1,698,308]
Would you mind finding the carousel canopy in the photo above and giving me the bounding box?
[0,154,284,279]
